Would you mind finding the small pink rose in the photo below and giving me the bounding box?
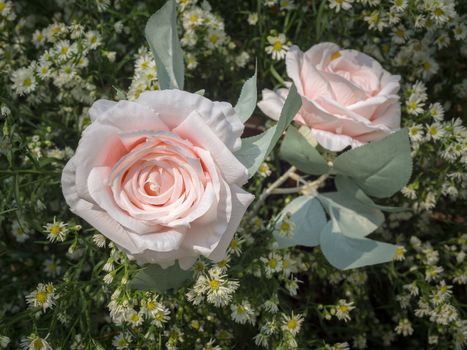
[258,42,401,151]
[62,90,254,269]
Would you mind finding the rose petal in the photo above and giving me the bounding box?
[173,110,248,185]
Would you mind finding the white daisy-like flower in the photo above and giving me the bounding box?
[281,312,304,336]
[11,67,37,95]
[112,333,132,349]
[20,334,52,350]
[265,34,289,61]
[329,0,353,13]
[230,300,256,325]
[26,283,56,312]
[43,218,68,242]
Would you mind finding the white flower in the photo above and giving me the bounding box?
[20,334,52,350]
[329,0,353,13]
[394,246,406,261]
[0,335,10,349]
[392,0,408,11]
[11,67,37,95]
[261,252,283,276]
[258,162,272,178]
[92,233,106,247]
[112,333,132,349]
[32,30,46,47]
[43,257,62,277]
[334,299,355,322]
[202,339,221,350]
[281,312,304,336]
[85,31,101,49]
[26,283,56,312]
[11,221,30,243]
[277,213,295,237]
[406,95,425,115]
[265,34,289,60]
[247,13,258,25]
[43,218,68,242]
[187,267,239,307]
[230,300,256,325]
[126,308,144,326]
[408,124,424,142]
[205,29,226,49]
[395,318,414,336]
[227,236,244,257]
[426,123,446,141]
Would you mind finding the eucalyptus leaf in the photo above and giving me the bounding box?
[145,0,184,90]
[320,221,396,270]
[235,84,301,178]
[335,175,407,213]
[235,68,257,123]
[129,262,193,292]
[317,190,385,239]
[280,125,329,175]
[332,129,412,198]
[273,195,327,248]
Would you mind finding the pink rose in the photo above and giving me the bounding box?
[258,43,401,151]
[62,90,254,269]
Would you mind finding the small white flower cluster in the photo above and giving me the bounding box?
[186,266,239,307]
[401,80,466,210]
[10,21,104,103]
[107,289,171,329]
[178,0,249,70]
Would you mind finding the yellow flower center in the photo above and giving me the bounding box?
[287,319,298,330]
[190,15,199,23]
[230,239,238,249]
[273,41,282,51]
[23,78,32,87]
[338,305,349,313]
[0,3,5,11]
[429,127,438,135]
[33,339,44,349]
[434,8,444,17]
[130,313,140,322]
[209,279,220,290]
[268,259,277,269]
[209,35,219,44]
[280,222,290,232]
[36,291,48,304]
[331,51,342,61]
[61,47,69,55]
[50,225,61,236]
[147,301,156,311]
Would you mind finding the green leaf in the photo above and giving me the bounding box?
[145,0,184,90]
[235,68,257,123]
[332,129,412,198]
[129,262,193,292]
[320,221,396,270]
[317,188,385,239]
[335,175,407,213]
[235,84,302,178]
[273,195,327,248]
[280,125,329,175]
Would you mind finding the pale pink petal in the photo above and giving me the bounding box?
[137,89,243,152]
[89,99,117,122]
[173,110,248,185]
[208,185,255,261]
[257,88,287,121]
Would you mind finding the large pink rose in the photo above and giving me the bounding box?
[258,42,401,151]
[61,90,254,269]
